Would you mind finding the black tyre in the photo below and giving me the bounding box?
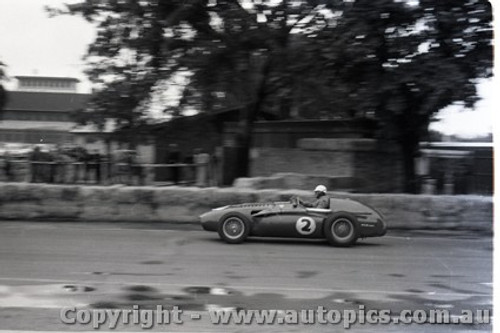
[218,213,251,244]
[324,212,358,247]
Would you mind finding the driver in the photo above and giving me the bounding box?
[298,185,330,209]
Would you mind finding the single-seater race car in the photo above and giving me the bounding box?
[200,197,387,247]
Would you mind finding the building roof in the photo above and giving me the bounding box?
[3,91,90,112]
[0,120,75,131]
[15,76,80,82]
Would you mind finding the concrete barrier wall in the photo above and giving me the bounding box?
[0,183,492,232]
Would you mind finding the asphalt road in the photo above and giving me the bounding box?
[0,221,492,332]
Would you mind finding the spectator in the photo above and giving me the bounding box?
[212,146,223,186]
[29,146,43,183]
[3,152,13,182]
[194,148,210,187]
[131,151,145,186]
[184,151,196,185]
[56,147,73,184]
[86,150,102,184]
[71,146,88,183]
[48,148,57,183]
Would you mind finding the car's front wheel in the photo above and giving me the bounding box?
[324,213,358,247]
[218,213,250,244]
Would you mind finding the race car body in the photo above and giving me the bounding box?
[199,198,386,247]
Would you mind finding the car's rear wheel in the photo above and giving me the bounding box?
[218,213,250,244]
[324,213,358,247]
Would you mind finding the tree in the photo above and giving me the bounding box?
[50,0,343,172]
[51,0,492,191]
[306,0,493,192]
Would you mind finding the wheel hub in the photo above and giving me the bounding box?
[333,220,352,238]
[224,218,244,238]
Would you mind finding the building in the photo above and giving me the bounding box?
[148,115,397,190]
[70,120,155,163]
[418,142,493,195]
[14,75,80,93]
[0,76,90,146]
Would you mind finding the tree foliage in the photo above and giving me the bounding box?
[306,0,493,191]
[52,0,344,117]
[50,0,493,191]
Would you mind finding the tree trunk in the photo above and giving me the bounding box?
[400,135,419,193]
[0,85,6,119]
[232,57,272,180]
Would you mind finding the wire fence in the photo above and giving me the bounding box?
[0,160,218,187]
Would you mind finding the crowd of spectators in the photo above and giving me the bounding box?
[0,144,217,187]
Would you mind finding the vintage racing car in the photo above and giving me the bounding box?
[200,197,386,246]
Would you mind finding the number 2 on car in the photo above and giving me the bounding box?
[296,217,316,235]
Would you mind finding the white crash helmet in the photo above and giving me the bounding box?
[314,185,327,193]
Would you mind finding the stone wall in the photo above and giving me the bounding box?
[0,183,492,232]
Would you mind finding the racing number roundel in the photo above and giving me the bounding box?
[296,216,316,235]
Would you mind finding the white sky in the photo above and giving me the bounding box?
[429,77,496,138]
[0,0,497,138]
[0,0,95,93]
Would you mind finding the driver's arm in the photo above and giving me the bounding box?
[300,198,313,207]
